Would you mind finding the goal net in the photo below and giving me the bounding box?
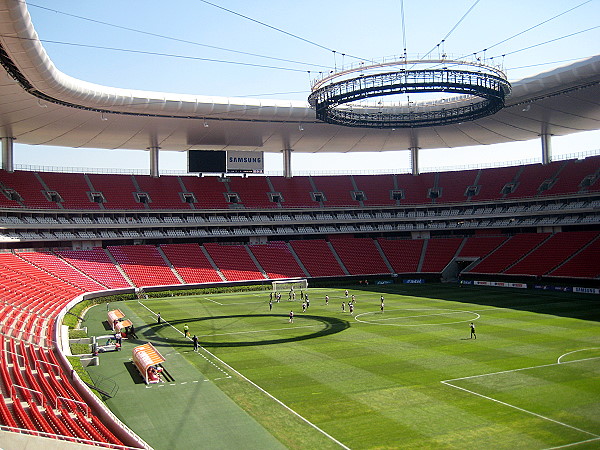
[272,278,308,293]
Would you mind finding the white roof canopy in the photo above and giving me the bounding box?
[0,0,599,155]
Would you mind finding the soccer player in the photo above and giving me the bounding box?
[470,322,476,339]
[349,302,354,315]
[302,301,307,312]
[192,334,199,351]
[325,295,329,305]
[351,294,355,303]
[289,310,294,323]
[344,289,349,298]
[306,295,310,309]
[269,299,273,311]
[380,299,384,313]
[342,302,345,312]
[128,324,137,339]
[183,323,189,338]
[157,312,162,324]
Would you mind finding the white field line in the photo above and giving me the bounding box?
[443,356,600,383]
[543,436,600,449]
[203,297,223,305]
[136,300,230,379]
[357,309,480,322]
[441,356,600,439]
[196,342,350,449]
[137,300,349,449]
[221,301,268,305]
[441,380,598,438]
[354,308,480,327]
[557,348,600,364]
[196,324,322,338]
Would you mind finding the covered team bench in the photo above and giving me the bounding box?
[132,343,166,384]
[115,319,132,335]
[108,309,125,330]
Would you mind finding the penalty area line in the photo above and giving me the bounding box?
[441,356,600,439]
[443,356,600,383]
[441,380,599,438]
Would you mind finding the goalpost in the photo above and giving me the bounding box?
[272,278,308,294]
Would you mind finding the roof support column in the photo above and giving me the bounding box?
[149,146,160,178]
[540,133,552,165]
[1,137,15,173]
[282,148,293,179]
[410,146,420,176]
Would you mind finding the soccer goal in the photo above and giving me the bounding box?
[272,278,308,293]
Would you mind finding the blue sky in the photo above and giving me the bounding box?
[13,0,600,174]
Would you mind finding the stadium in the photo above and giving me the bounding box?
[0,0,599,449]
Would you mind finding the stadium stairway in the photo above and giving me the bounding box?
[200,245,227,282]
[288,239,346,277]
[467,233,550,274]
[325,241,351,276]
[102,248,135,287]
[156,246,185,284]
[244,246,268,279]
[285,242,311,278]
[504,231,598,276]
[55,248,131,289]
[16,251,106,292]
[247,241,307,279]
[548,233,600,279]
[159,243,223,284]
[372,239,395,273]
[500,234,552,273]
[416,240,428,272]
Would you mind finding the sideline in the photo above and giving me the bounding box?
[136,300,230,379]
[137,300,350,449]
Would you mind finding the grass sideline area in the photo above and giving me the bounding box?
[80,284,600,449]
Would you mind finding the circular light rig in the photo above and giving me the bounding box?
[308,59,511,129]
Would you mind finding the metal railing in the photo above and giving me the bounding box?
[13,148,599,177]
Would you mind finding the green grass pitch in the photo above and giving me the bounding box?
[82,284,600,449]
